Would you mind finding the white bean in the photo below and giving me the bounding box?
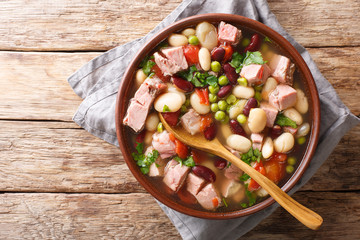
[261,77,278,101]
[145,113,160,131]
[196,22,218,51]
[135,69,147,88]
[248,108,267,133]
[154,92,183,112]
[218,123,232,142]
[166,83,186,104]
[232,85,255,99]
[168,33,188,47]
[190,92,210,114]
[274,132,295,153]
[295,89,309,114]
[228,100,246,119]
[144,131,154,146]
[283,108,303,125]
[198,47,211,71]
[242,121,252,135]
[296,122,310,137]
[181,28,196,37]
[255,188,269,197]
[262,137,274,159]
[226,134,252,153]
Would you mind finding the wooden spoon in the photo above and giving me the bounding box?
[159,113,323,230]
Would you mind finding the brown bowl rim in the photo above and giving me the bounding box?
[115,13,320,219]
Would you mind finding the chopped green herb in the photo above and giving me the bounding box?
[275,113,297,128]
[241,203,248,208]
[241,147,262,165]
[229,51,266,73]
[245,184,257,207]
[239,173,251,182]
[227,162,232,168]
[177,65,218,87]
[148,72,155,78]
[132,145,160,175]
[163,105,171,112]
[139,56,156,76]
[222,198,228,207]
[229,52,245,73]
[264,36,272,43]
[174,156,195,168]
[135,142,143,154]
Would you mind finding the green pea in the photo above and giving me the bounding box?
[188,35,199,45]
[241,38,250,47]
[237,77,248,86]
[254,91,262,102]
[287,157,297,165]
[226,94,237,105]
[218,100,228,111]
[208,85,219,94]
[209,93,218,103]
[218,75,229,86]
[237,114,247,124]
[181,105,187,113]
[221,115,229,124]
[226,105,231,113]
[211,61,221,73]
[215,111,226,121]
[157,122,163,133]
[286,165,294,174]
[297,136,306,145]
[254,85,263,92]
[211,103,219,112]
[184,99,190,107]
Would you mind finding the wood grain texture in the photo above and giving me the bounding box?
[0,191,358,239]
[0,120,358,193]
[0,47,358,123]
[0,0,359,51]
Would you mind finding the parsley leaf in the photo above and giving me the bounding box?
[183,156,195,167]
[275,113,297,128]
[239,173,251,182]
[229,52,245,73]
[241,147,262,165]
[177,65,218,87]
[240,203,248,208]
[132,146,159,175]
[135,142,143,154]
[264,36,272,43]
[244,184,257,207]
[139,55,156,76]
[243,51,266,66]
[163,105,171,112]
[222,198,228,207]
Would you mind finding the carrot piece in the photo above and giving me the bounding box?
[169,132,176,142]
[175,139,188,159]
[247,162,267,192]
[200,114,213,132]
[212,198,219,207]
[195,88,209,105]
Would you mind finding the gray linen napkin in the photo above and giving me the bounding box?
[68,0,360,239]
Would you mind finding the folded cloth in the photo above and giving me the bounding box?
[68,0,360,239]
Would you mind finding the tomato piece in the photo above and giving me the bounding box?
[191,149,207,164]
[177,187,197,205]
[248,162,266,192]
[175,139,188,159]
[272,152,287,163]
[183,45,200,65]
[135,130,146,146]
[151,63,170,82]
[200,114,213,132]
[195,88,209,105]
[212,197,219,207]
[220,44,233,62]
[161,110,180,127]
[263,157,286,184]
[169,132,176,142]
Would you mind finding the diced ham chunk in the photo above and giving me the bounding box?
[195,183,222,210]
[268,54,294,85]
[221,179,243,198]
[260,102,278,127]
[269,84,297,110]
[251,133,264,150]
[283,126,298,135]
[240,64,271,84]
[181,109,201,135]
[152,130,176,159]
[154,47,188,76]
[224,163,243,181]
[218,21,242,45]
[186,172,206,196]
[123,77,167,132]
[162,47,188,71]
[163,159,190,192]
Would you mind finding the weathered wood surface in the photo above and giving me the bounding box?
[0,120,359,193]
[0,48,358,122]
[0,192,358,239]
[0,0,359,51]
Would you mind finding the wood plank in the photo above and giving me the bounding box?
[0,121,358,193]
[0,191,358,239]
[0,0,358,51]
[0,48,358,122]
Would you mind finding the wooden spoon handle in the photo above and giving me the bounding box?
[218,148,323,230]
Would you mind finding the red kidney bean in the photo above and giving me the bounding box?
[244,33,262,53]
[242,97,258,116]
[172,76,194,92]
[192,165,216,182]
[229,120,247,137]
[223,63,238,85]
[211,47,225,62]
[214,158,227,170]
[135,129,146,145]
[217,85,232,98]
[203,123,217,141]
[161,110,180,127]
[270,125,283,139]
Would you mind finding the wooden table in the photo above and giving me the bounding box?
[0,0,359,239]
